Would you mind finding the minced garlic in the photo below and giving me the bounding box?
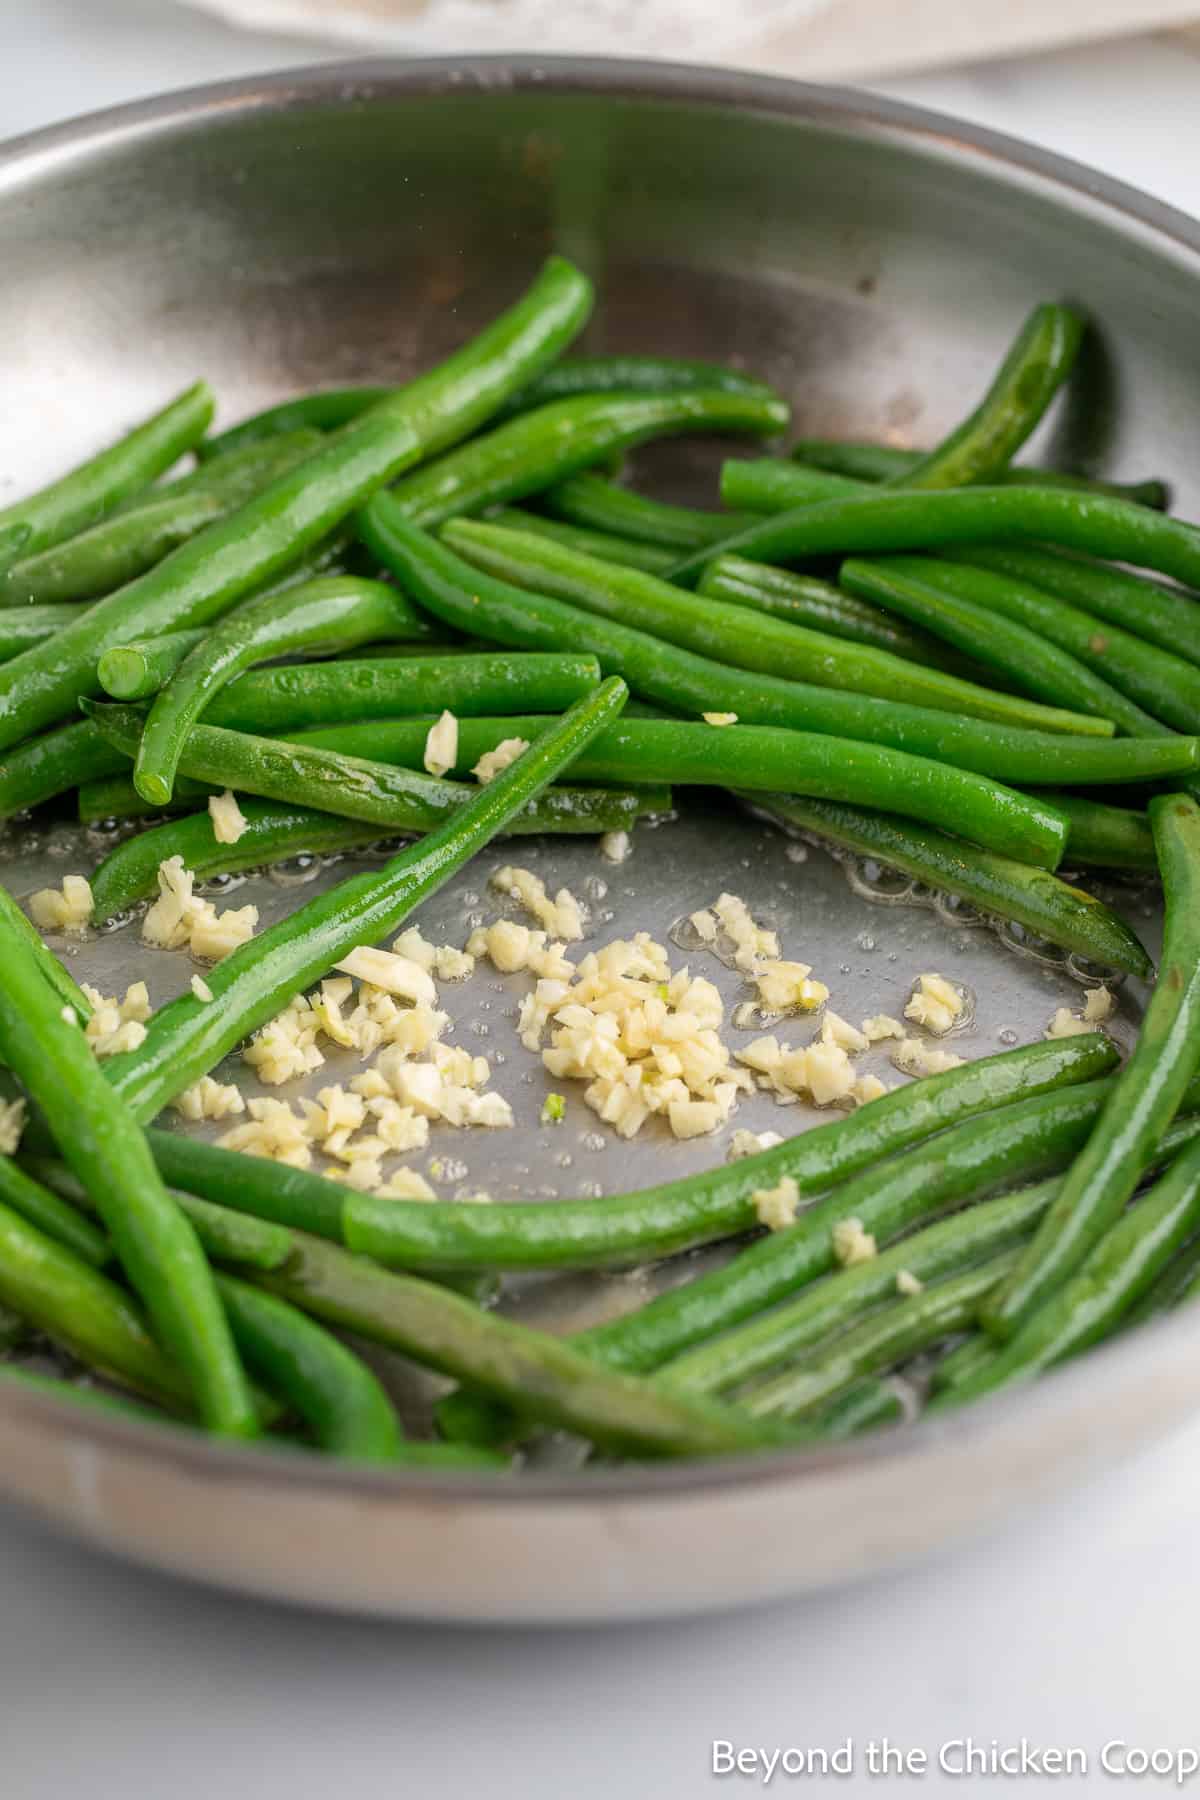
[891,1037,965,1077]
[600,830,631,863]
[896,1269,924,1297]
[904,972,966,1036]
[191,975,214,1003]
[29,874,93,935]
[80,981,152,1058]
[334,946,437,1006]
[172,1076,245,1122]
[727,1127,784,1161]
[491,864,584,941]
[752,1175,800,1231]
[423,709,458,778]
[1044,1007,1093,1040]
[832,1216,877,1267]
[208,789,248,845]
[0,1097,27,1155]
[472,737,529,784]
[702,711,738,727]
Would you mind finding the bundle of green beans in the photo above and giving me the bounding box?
[4,276,1200,1475]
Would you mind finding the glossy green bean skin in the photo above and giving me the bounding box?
[501,353,779,419]
[570,1072,1128,1378]
[0,526,30,575]
[697,554,978,670]
[659,1180,1057,1397]
[796,1377,906,1439]
[1,430,325,607]
[0,260,593,754]
[840,558,1163,735]
[670,483,1200,594]
[445,517,1106,738]
[0,895,258,1436]
[893,305,1085,489]
[215,1274,402,1462]
[131,577,435,803]
[1022,792,1155,872]
[944,1136,1200,1405]
[929,1331,996,1392]
[746,792,1150,975]
[539,472,758,551]
[146,1131,344,1239]
[0,1156,111,1267]
[384,389,788,530]
[103,680,627,1119]
[0,382,214,557]
[360,500,1199,787]
[746,1254,1019,1418]
[201,389,393,458]
[0,720,125,817]
[791,439,1167,507]
[97,629,209,699]
[280,711,1070,870]
[0,1194,195,1411]
[257,1229,797,1460]
[949,545,1200,677]
[86,701,650,844]
[878,554,1200,735]
[983,793,1200,1339]
[342,1035,1115,1275]
[0,880,92,1018]
[0,605,91,662]
[488,506,678,574]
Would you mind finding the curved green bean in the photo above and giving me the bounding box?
[359,500,1199,786]
[341,1035,1116,1275]
[745,1253,1019,1419]
[668,483,1200,592]
[146,1131,344,1240]
[130,577,434,803]
[891,304,1084,489]
[840,557,1166,735]
[0,605,93,663]
[0,895,257,1435]
[444,517,1107,737]
[539,471,758,551]
[875,554,1200,735]
[983,792,1200,1338]
[697,554,980,670]
[746,792,1150,974]
[790,438,1168,507]
[0,881,92,1018]
[0,720,127,818]
[929,1331,996,1393]
[0,382,214,558]
[2,430,325,607]
[0,1156,111,1267]
[0,1366,178,1426]
[488,506,678,574]
[795,1377,906,1439]
[0,260,593,755]
[102,679,627,1119]
[216,1274,402,1463]
[97,629,209,700]
[201,389,393,459]
[944,1135,1200,1405]
[501,353,780,418]
[382,389,788,531]
[84,701,651,843]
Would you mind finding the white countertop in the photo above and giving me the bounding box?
[4,6,1200,1793]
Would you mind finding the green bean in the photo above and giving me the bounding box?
[0,720,126,818]
[659,1182,1054,1398]
[258,1229,798,1460]
[669,482,1200,592]
[360,500,1199,786]
[201,389,394,458]
[101,679,627,1119]
[746,1253,1019,1419]
[0,383,214,557]
[1,431,325,607]
[745,792,1150,974]
[949,545,1200,675]
[488,506,678,574]
[983,792,1200,1338]
[444,516,1105,740]
[501,353,780,419]
[0,1156,111,1267]
[723,458,872,512]
[24,1155,294,1272]
[130,577,434,804]
[791,438,1168,507]
[0,260,593,754]
[539,471,758,551]
[382,389,788,531]
[0,526,30,575]
[277,710,1070,870]
[697,554,979,670]
[0,1194,192,1412]
[795,1377,905,1438]
[944,1135,1200,1405]
[1124,1234,1200,1324]
[874,555,1200,735]
[929,1331,996,1392]
[891,305,1085,489]
[1023,790,1158,872]
[85,700,651,846]
[342,1035,1115,1276]
[0,880,92,1018]
[214,1274,402,1462]
[96,629,209,700]
[0,605,92,663]
[0,896,257,1435]
[840,557,1165,734]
